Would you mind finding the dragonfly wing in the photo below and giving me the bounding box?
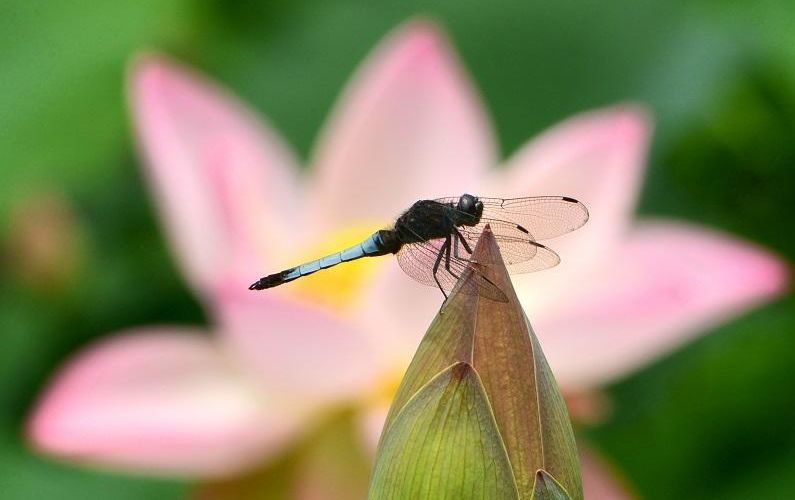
[504,240,560,274]
[478,196,589,240]
[395,240,507,301]
[394,239,450,288]
[457,217,538,247]
[435,196,588,241]
[434,195,583,271]
[455,226,561,273]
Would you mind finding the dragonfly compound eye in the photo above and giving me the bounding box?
[475,200,483,218]
[458,194,477,213]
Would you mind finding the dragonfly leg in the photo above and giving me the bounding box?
[444,235,460,280]
[432,239,449,299]
[456,228,473,254]
[452,227,473,259]
[452,233,462,260]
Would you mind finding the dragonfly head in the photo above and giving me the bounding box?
[456,194,483,226]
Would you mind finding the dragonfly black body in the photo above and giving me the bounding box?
[249,193,588,300]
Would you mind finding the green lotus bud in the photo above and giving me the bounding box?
[369,228,582,500]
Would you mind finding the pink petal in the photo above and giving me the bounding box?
[129,54,302,296]
[28,329,297,477]
[355,263,441,362]
[494,106,651,277]
[534,221,788,388]
[214,287,382,411]
[581,448,635,500]
[308,20,496,228]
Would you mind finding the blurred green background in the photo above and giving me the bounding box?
[1,0,794,498]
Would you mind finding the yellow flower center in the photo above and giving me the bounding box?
[289,223,387,309]
[370,367,405,405]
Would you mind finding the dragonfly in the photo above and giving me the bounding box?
[249,194,589,301]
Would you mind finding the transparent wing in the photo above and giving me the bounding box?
[432,195,582,270]
[502,239,561,274]
[449,226,561,274]
[394,239,461,290]
[435,196,589,241]
[395,239,507,302]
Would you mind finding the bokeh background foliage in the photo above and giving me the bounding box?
[1,0,793,498]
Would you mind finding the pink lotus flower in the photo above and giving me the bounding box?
[28,20,787,497]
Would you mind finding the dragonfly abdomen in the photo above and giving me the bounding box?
[248,230,399,290]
